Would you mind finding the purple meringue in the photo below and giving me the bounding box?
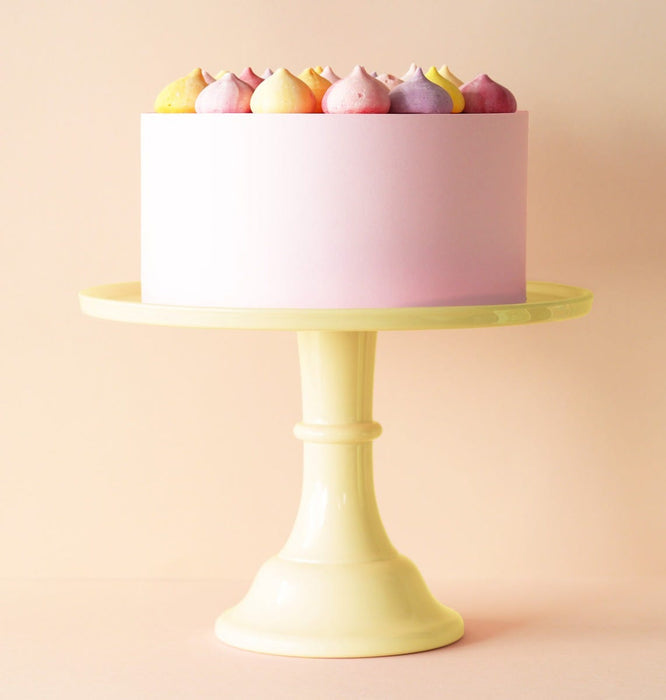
[389,67,453,114]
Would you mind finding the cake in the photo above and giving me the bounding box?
[141,65,527,309]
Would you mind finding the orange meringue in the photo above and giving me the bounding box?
[298,68,332,113]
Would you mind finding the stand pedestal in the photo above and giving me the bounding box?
[79,281,592,657]
[216,331,462,656]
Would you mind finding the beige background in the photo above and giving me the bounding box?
[1,0,665,586]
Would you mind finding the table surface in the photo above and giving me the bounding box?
[2,577,663,700]
[79,281,593,331]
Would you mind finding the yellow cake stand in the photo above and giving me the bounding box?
[79,281,592,658]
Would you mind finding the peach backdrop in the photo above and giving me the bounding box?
[1,0,664,584]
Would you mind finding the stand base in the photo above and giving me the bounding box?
[215,554,464,657]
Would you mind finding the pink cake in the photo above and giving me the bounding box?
[141,67,527,309]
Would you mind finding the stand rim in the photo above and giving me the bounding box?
[79,281,592,331]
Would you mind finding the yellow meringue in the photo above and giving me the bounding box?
[215,69,229,80]
[250,68,316,113]
[425,66,465,113]
[154,68,208,113]
[438,65,463,87]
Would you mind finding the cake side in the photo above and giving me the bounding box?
[141,112,527,309]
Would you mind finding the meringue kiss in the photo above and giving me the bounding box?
[389,67,453,114]
[250,68,316,113]
[424,66,465,113]
[195,72,254,113]
[154,68,208,113]
[298,68,332,113]
[322,65,390,114]
[461,74,517,113]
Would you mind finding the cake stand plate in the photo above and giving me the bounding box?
[79,282,592,658]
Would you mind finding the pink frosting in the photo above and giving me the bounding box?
[238,67,263,90]
[322,65,390,114]
[389,68,453,114]
[461,74,517,113]
[141,112,528,308]
[195,73,254,113]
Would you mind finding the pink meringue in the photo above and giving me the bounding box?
[401,62,418,80]
[461,74,517,113]
[322,65,390,114]
[319,66,341,83]
[389,67,453,114]
[202,70,216,84]
[195,72,254,113]
[375,73,403,91]
[238,67,263,89]
[260,68,273,79]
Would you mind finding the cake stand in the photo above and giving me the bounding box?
[79,281,592,658]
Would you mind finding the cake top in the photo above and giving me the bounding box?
[153,64,517,115]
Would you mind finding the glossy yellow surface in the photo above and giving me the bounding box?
[78,280,592,656]
[79,281,593,331]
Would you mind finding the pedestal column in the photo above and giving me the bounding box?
[283,331,393,563]
[215,331,464,657]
